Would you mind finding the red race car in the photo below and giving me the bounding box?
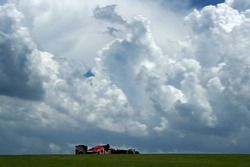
[75,144,139,154]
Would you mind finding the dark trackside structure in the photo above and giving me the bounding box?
[75,144,139,154]
[75,145,88,154]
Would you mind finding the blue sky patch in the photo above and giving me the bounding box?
[84,70,95,78]
[191,0,225,8]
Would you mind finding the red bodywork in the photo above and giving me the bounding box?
[87,144,110,154]
[88,146,105,154]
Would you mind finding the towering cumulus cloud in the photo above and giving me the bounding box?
[0,0,250,154]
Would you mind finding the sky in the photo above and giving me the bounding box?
[1,0,250,154]
[191,0,224,7]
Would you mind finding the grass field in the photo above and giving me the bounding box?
[0,154,250,167]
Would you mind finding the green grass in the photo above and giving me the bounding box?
[0,154,250,167]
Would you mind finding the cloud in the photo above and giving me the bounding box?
[12,0,187,66]
[97,5,217,133]
[226,0,250,10]
[105,27,121,37]
[0,0,7,5]
[183,3,250,134]
[0,3,150,154]
[93,5,126,24]
[0,4,44,100]
[1,0,250,154]
[93,1,250,152]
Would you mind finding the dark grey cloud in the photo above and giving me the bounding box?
[154,0,190,10]
[0,4,44,100]
[227,0,250,10]
[93,5,126,24]
[0,0,7,5]
[105,27,121,37]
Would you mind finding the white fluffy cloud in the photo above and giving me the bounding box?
[1,0,250,154]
